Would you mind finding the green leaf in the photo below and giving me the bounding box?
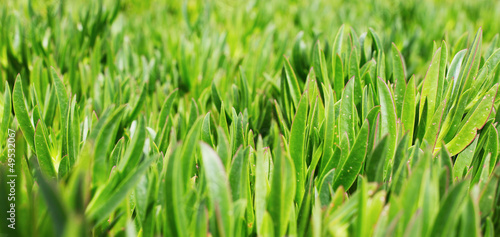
[319,169,335,207]
[201,112,213,146]
[339,77,356,147]
[422,99,447,152]
[231,109,245,156]
[93,105,126,187]
[445,84,498,155]
[118,117,146,173]
[157,89,178,131]
[34,120,57,178]
[211,82,222,111]
[420,47,443,120]
[391,43,407,118]
[1,82,12,142]
[453,29,482,102]
[86,157,154,224]
[229,147,250,201]
[127,82,148,124]
[401,75,416,142]
[452,135,478,180]
[180,118,202,185]
[66,96,80,166]
[333,119,369,190]
[164,147,188,237]
[366,136,388,182]
[260,212,275,237]
[333,54,344,95]
[484,48,500,73]
[267,137,296,237]
[486,127,499,173]
[377,77,397,177]
[313,40,329,87]
[255,136,268,236]
[349,47,363,107]
[479,164,500,218]
[289,88,308,204]
[284,56,302,108]
[35,170,67,237]
[441,89,471,143]
[200,142,233,237]
[446,49,467,83]
[51,68,69,157]
[429,182,468,237]
[322,91,336,171]
[13,74,35,149]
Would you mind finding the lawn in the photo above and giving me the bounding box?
[2,0,500,236]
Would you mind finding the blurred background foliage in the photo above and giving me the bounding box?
[2,0,500,93]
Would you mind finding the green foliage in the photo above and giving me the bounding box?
[3,0,500,236]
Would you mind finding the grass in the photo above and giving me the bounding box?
[2,0,500,236]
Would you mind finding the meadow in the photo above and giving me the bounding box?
[2,0,500,236]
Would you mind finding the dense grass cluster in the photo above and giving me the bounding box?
[2,0,500,236]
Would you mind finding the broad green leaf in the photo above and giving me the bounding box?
[483,48,500,73]
[118,117,146,173]
[201,112,213,146]
[86,158,154,224]
[319,169,335,207]
[13,75,35,149]
[217,126,231,171]
[51,68,69,157]
[445,84,498,155]
[260,212,274,237]
[313,41,329,87]
[164,147,188,237]
[420,47,443,120]
[200,142,233,237]
[453,135,478,180]
[322,91,336,170]
[34,120,57,178]
[401,75,416,142]
[391,43,406,118]
[479,164,500,218]
[446,49,467,83]
[339,77,356,146]
[284,56,302,108]
[268,137,296,237]
[484,218,495,237]
[93,105,126,187]
[289,88,308,204]
[333,54,344,95]
[429,182,468,237]
[333,119,369,190]
[35,170,67,237]
[436,41,448,108]
[1,82,12,142]
[366,136,388,182]
[229,147,250,201]
[486,127,499,173]
[231,109,245,156]
[179,118,202,190]
[355,177,368,237]
[377,77,397,177]
[66,96,80,166]
[211,81,222,111]
[157,89,178,131]
[255,136,268,236]
[453,29,482,103]
[422,99,447,152]
[441,90,471,143]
